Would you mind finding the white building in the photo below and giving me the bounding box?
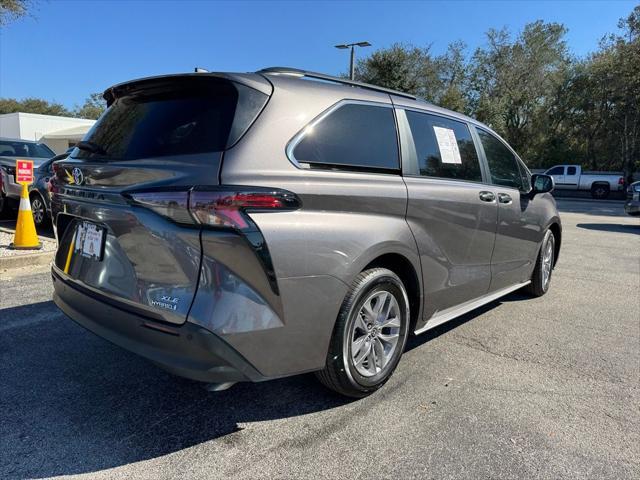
[0,112,96,154]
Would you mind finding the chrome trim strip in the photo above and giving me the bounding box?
[285,99,393,169]
[414,281,531,335]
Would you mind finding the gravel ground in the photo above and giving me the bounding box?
[0,198,638,480]
[0,229,56,257]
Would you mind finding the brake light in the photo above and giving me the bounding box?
[128,188,301,229]
[618,177,625,185]
[189,189,300,230]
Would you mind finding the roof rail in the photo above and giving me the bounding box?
[258,67,417,100]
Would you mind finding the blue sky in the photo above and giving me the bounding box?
[0,0,636,109]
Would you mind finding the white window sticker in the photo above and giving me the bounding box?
[433,126,462,164]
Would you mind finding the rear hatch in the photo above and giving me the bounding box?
[50,73,271,325]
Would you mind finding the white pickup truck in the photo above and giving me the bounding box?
[544,165,625,199]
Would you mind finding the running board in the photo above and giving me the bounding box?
[414,281,530,335]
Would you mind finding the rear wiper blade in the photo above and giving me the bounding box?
[76,141,108,155]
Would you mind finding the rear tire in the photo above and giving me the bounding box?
[316,268,410,398]
[591,183,610,199]
[525,230,555,297]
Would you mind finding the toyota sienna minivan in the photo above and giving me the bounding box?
[50,68,561,397]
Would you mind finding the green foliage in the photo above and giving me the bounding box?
[354,41,469,111]
[73,93,107,120]
[0,97,70,116]
[355,6,640,176]
[0,93,107,120]
[0,0,31,26]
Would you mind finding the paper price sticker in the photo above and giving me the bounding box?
[433,127,462,165]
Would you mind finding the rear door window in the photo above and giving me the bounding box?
[547,166,565,175]
[567,166,577,175]
[75,79,268,160]
[291,102,399,170]
[477,129,524,190]
[404,110,482,182]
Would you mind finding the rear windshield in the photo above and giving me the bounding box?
[0,141,54,158]
[74,78,268,160]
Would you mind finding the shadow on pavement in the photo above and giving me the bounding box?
[1,289,533,479]
[406,291,528,351]
[0,217,55,239]
[576,223,639,235]
[0,301,351,479]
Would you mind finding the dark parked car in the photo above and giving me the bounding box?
[50,68,561,398]
[29,150,73,227]
[0,138,55,214]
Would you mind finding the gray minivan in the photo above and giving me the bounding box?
[50,68,561,397]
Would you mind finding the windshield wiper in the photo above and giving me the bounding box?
[76,141,108,156]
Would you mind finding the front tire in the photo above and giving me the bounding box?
[525,230,555,297]
[316,268,410,398]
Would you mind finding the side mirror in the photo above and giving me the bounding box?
[531,174,554,195]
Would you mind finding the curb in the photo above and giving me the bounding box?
[553,196,625,205]
[0,226,56,270]
[0,250,54,270]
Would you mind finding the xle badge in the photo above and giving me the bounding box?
[151,295,179,311]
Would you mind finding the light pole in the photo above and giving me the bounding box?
[335,41,371,80]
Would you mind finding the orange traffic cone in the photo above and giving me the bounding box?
[9,184,42,250]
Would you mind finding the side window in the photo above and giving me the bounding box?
[477,129,524,190]
[518,160,532,192]
[405,111,482,182]
[547,166,565,175]
[292,103,399,170]
[567,166,577,176]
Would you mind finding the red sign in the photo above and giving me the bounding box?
[16,159,34,185]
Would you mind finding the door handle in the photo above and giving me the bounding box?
[498,193,512,204]
[479,191,495,202]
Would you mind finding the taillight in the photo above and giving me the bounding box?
[619,177,625,185]
[189,189,300,230]
[128,187,301,230]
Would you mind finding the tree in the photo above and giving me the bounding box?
[468,21,571,164]
[73,93,107,120]
[353,42,471,111]
[0,0,32,26]
[0,93,107,120]
[435,41,470,113]
[0,97,71,116]
[354,43,439,101]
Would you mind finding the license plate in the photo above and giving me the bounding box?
[74,221,106,261]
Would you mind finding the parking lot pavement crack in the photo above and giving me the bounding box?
[466,383,630,401]
[448,334,533,364]
[447,335,632,386]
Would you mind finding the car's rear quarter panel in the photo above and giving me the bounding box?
[211,77,422,377]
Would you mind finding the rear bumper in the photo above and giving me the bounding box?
[52,268,266,384]
[3,174,21,198]
[624,201,640,215]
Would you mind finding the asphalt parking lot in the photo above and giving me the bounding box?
[1,198,638,480]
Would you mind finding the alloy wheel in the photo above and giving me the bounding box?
[349,290,401,377]
[31,197,44,225]
[542,235,554,289]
